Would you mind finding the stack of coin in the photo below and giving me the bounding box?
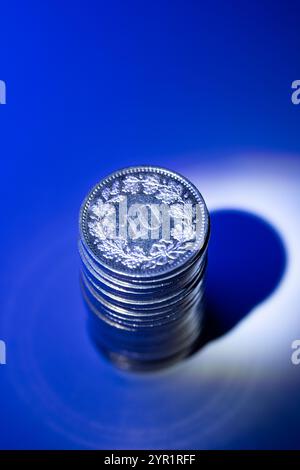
[79,166,210,370]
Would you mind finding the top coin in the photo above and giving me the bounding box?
[79,166,209,279]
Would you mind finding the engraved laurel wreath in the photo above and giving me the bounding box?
[88,174,197,269]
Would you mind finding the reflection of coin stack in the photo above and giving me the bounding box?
[79,166,210,370]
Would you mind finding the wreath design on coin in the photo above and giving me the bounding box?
[88,174,197,269]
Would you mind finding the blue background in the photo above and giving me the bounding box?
[1,0,300,449]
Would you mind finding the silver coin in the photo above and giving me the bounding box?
[79,166,210,370]
[85,294,203,348]
[81,258,206,307]
[79,166,209,280]
[87,305,203,361]
[81,273,205,325]
[79,239,207,292]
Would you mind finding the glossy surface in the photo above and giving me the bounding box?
[1,1,299,450]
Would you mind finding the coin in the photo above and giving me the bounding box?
[80,166,209,279]
[78,166,210,370]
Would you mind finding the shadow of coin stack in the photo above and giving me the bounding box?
[79,167,210,371]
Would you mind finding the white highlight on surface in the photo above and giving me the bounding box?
[0,80,6,105]
[0,340,6,365]
[184,153,300,373]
